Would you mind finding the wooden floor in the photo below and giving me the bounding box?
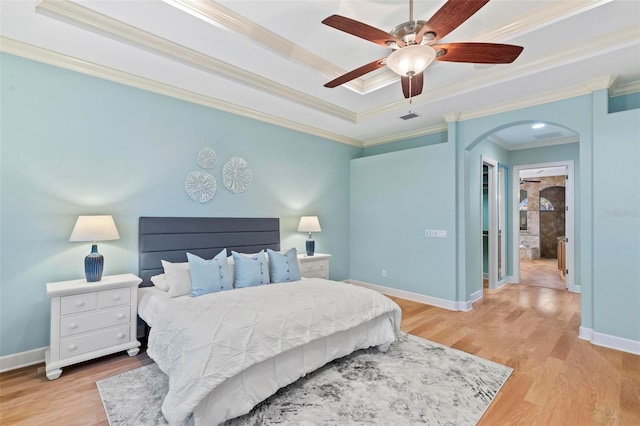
[1,284,639,425]
[520,258,566,290]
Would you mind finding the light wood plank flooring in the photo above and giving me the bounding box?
[1,284,638,425]
[520,258,566,290]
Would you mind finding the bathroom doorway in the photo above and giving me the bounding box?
[513,161,575,291]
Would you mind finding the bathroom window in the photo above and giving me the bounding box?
[539,197,554,211]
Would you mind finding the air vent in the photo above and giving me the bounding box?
[534,131,562,140]
[400,112,419,120]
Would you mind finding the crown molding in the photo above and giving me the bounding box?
[611,80,640,97]
[363,123,448,147]
[36,0,357,124]
[475,0,613,42]
[164,0,366,94]
[489,134,580,152]
[360,25,640,122]
[0,36,363,147]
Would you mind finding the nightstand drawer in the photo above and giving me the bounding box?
[60,306,131,337]
[60,293,97,315]
[301,260,327,273]
[59,325,130,359]
[98,287,130,308]
[304,270,328,279]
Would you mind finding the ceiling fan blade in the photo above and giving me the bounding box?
[401,72,424,98]
[416,0,489,44]
[322,15,405,48]
[434,42,523,63]
[324,58,387,88]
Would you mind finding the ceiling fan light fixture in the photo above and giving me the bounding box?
[386,44,436,77]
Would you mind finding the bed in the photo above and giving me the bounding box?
[137,217,401,425]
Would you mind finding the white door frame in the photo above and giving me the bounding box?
[512,161,576,292]
[482,156,499,290]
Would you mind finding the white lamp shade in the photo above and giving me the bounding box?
[69,215,120,242]
[386,44,437,77]
[297,216,321,233]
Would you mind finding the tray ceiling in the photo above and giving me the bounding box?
[1,0,639,147]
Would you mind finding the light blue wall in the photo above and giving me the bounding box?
[0,53,362,356]
[350,142,457,300]
[609,92,640,113]
[362,131,447,157]
[462,139,509,298]
[592,89,640,341]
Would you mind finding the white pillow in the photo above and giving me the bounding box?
[150,273,170,292]
[161,260,192,298]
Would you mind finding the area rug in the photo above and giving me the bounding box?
[97,333,512,425]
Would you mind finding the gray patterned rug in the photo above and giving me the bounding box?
[97,333,511,425]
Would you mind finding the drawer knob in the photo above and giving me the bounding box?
[68,344,77,351]
[117,333,125,339]
[112,295,121,301]
[75,300,84,307]
[117,313,125,320]
[69,323,78,329]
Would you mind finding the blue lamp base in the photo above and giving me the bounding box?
[85,244,104,282]
[305,239,315,256]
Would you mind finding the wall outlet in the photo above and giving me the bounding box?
[425,229,430,238]
[381,269,387,277]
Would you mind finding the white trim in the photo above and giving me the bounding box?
[347,280,472,312]
[470,289,484,304]
[35,0,356,124]
[0,346,47,373]
[512,161,574,291]
[578,327,640,355]
[579,326,594,341]
[363,123,448,147]
[569,284,581,293]
[497,276,512,289]
[482,157,499,290]
[0,37,362,147]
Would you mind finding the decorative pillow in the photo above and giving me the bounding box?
[161,260,192,298]
[232,250,269,288]
[187,249,233,297]
[268,248,301,283]
[150,274,170,292]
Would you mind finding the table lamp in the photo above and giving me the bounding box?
[297,216,321,256]
[69,215,120,282]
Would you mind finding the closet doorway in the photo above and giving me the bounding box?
[481,157,507,290]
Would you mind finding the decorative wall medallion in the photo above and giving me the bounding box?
[185,171,217,203]
[223,157,253,193]
[196,147,217,169]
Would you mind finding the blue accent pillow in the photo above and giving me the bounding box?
[187,249,233,297]
[232,251,269,288]
[268,248,301,283]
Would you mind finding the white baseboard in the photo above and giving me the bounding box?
[0,346,47,373]
[578,327,640,355]
[497,276,512,289]
[347,279,471,312]
[569,284,581,293]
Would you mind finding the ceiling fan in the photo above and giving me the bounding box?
[322,0,524,99]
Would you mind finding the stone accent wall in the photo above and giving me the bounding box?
[519,176,566,259]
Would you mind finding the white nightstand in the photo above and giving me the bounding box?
[297,253,331,279]
[45,273,142,380]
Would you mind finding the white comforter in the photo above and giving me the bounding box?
[140,279,401,425]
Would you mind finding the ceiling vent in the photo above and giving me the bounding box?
[400,112,419,120]
[534,131,563,140]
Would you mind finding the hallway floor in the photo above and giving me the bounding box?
[520,258,566,290]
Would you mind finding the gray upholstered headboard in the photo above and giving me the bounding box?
[138,217,280,287]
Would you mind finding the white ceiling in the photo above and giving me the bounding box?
[1,0,639,147]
